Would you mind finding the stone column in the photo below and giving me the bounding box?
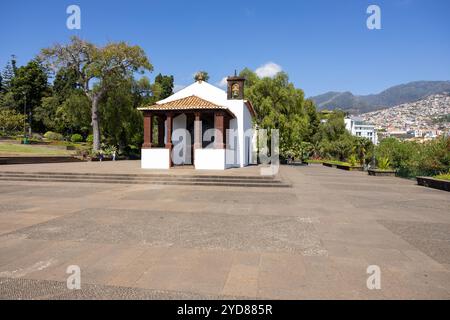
[165,113,174,167]
[194,112,202,150]
[142,111,153,148]
[158,116,165,147]
[214,111,225,149]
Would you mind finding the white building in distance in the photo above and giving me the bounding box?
[344,117,378,145]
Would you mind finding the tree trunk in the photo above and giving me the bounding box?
[91,96,101,151]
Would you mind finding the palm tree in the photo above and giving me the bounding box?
[353,137,372,167]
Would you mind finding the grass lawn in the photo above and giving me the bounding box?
[0,143,74,156]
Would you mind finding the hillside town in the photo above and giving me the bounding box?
[360,93,450,141]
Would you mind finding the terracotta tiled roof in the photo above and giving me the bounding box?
[138,95,226,111]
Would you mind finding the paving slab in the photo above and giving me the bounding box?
[0,163,449,299]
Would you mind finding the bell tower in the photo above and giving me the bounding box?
[227,71,245,100]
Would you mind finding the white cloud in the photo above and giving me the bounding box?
[215,61,282,89]
[216,77,228,88]
[255,62,282,78]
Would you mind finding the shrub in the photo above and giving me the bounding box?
[348,154,358,167]
[377,156,392,170]
[31,133,44,141]
[43,131,64,141]
[70,133,83,143]
[434,172,450,181]
[375,136,450,177]
[417,136,450,176]
[86,134,94,144]
[102,144,118,156]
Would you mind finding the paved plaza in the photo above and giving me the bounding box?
[0,162,449,299]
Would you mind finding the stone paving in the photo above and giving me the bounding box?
[0,162,449,299]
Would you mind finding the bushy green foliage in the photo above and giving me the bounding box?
[318,133,354,162]
[102,144,118,156]
[154,73,174,100]
[348,154,358,167]
[70,133,83,143]
[86,134,94,144]
[44,131,64,141]
[0,108,26,134]
[241,69,319,160]
[376,156,392,170]
[416,136,450,176]
[434,172,450,181]
[5,59,50,132]
[376,136,449,177]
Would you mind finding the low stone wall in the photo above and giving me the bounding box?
[417,176,450,192]
[322,162,335,168]
[336,164,363,171]
[368,169,397,177]
[0,156,82,165]
[322,162,363,171]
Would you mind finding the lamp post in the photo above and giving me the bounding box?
[23,91,27,144]
[28,108,32,137]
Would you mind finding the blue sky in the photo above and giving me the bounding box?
[0,0,449,96]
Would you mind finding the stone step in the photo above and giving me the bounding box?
[0,176,290,188]
[0,173,284,184]
[0,171,274,180]
[0,172,281,183]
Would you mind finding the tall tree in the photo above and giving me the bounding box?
[100,77,150,151]
[40,36,153,150]
[239,69,311,158]
[5,59,50,131]
[154,73,174,100]
[1,55,17,92]
[35,67,90,134]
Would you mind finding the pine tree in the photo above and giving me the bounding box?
[1,55,17,92]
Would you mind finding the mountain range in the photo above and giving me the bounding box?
[310,81,450,114]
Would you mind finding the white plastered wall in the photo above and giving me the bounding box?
[141,148,170,169]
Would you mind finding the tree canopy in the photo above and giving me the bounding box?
[240,68,318,158]
[40,36,153,150]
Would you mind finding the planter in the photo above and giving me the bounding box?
[417,176,450,192]
[290,161,308,166]
[336,164,363,171]
[322,162,336,168]
[89,156,112,162]
[368,169,397,177]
